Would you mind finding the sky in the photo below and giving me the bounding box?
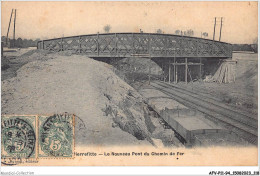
[1,1,258,44]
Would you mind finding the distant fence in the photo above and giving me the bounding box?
[37,33,232,58]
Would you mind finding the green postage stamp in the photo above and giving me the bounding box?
[38,113,74,158]
[1,115,37,159]
[1,113,74,162]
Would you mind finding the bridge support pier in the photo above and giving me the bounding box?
[168,60,171,83]
[173,57,176,84]
[185,58,188,84]
[160,57,204,84]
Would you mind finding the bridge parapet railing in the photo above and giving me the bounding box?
[37,33,232,58]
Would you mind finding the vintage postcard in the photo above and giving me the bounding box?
[1,0,258,172]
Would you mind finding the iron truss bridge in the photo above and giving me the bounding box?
[37,33,232,58]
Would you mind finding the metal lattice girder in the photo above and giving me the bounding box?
[44,39,62,52]
[63,37,79,51]
[37,33,232,58]
[99,35,116,54]
[79,35,98,54]
[116,34,133,56]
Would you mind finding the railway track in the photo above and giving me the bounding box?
[150,81,258,145]
[171,83,258,118]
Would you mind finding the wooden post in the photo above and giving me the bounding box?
[173,57,176,84]
[168,60,171,83]
[185,58,188,83]
[6,9,13,46]
[148,59,151,85]
[199,58,202,81]
[213,17,216,41]
[219,17,223,41]
[176,65,178,83]
[162,62,166,82]
[13,9,16,47]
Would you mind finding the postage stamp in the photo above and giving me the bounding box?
[38,113,75,158]
[1,115,37,159]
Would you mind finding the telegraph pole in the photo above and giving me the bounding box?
[13,9,16,47]
[219,17,223,41]
[213,17,216,41]
[6,9,13,45]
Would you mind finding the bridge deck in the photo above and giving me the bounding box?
[37,33,232,58]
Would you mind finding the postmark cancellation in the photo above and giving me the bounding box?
[38,113,74,158]
[1,113,75,165]
[1,115,37,159]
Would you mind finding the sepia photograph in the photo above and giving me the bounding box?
[1,0,258,173]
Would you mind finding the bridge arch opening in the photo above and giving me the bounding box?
[152,57,227,83]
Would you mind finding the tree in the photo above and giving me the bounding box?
[1,36,6,42]
[157,29,163,34]
[202,32,208,38]
[175,30,180,35]
[1,36,7,46]
[186,29,194,36]
[16,38,23,48]
[23,39,28,47]
[104,25,111,33]
[28,39,33,46]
